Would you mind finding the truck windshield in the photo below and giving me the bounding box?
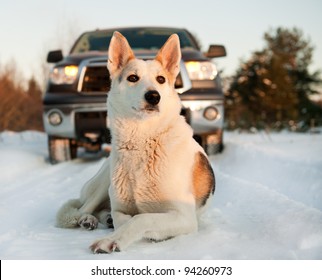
[70,28,198,54]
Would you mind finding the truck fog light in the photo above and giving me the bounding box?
[203,106,219,121]
[48,111,63,126]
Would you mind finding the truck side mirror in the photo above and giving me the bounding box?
[47,50,63,63]
[205,45,226,58]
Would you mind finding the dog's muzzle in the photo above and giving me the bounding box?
[144,90,160,106]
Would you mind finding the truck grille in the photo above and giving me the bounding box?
[80,66,183,93]
[80,66,111,93]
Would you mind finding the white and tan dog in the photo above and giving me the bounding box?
[56,32,215,253]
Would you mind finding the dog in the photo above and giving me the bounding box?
[56,31,215,253]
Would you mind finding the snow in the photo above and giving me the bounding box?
[0,130,322,260]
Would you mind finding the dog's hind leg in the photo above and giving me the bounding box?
[78,159,111,229]
[56,158,111,230]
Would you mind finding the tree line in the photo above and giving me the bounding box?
[225,27,322,131]
[0,26,321,132]
[0,63,43,131]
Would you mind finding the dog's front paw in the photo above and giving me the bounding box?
[90,238,121,254]
[78,214,98,230]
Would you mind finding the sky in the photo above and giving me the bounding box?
[0,0,322,83]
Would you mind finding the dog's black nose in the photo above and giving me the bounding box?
[145,90,160,106]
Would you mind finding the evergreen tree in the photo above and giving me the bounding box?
[226,27,322,131]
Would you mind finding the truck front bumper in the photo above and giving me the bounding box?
[43,103,109,143]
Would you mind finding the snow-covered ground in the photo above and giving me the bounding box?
[0,130,321,260]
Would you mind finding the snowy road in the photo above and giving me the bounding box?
[0,131,321,259]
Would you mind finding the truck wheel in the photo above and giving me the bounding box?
[48,136,78,164]
[205,131,224,155]
[206,141,224,155]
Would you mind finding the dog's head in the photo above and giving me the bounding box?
[107,31,182,122]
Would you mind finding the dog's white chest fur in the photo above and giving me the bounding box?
[110,123,178,215]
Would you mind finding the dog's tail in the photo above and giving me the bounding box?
[56,199,83,228]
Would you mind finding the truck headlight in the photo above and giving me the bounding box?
[185,61,217,80]
[49,65,78,84]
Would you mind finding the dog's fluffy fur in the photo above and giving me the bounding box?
[56,32,215,253]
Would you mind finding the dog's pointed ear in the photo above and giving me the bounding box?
[155,34,181,82]
[108,31,135,76]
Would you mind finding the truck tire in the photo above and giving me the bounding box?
[206,141,224,155]
[193,130,224,155]
[205,130,224,155]
[48,136,78,164]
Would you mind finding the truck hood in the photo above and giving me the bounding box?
[56,48,208,66]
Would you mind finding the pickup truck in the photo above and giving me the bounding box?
[43,27,226,163]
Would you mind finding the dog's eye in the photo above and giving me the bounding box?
[127,74,140,83]
[156,76,166,84]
